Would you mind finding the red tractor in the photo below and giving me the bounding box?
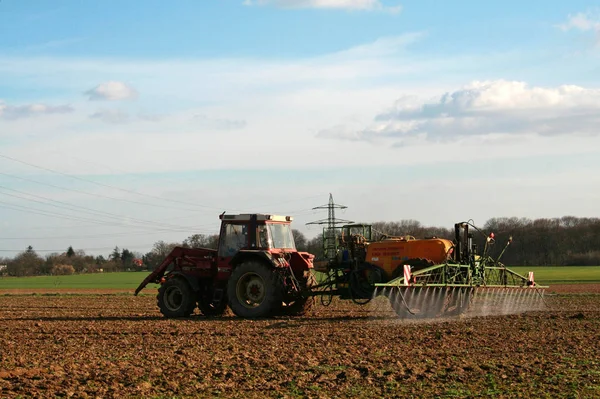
[135,214,315,319]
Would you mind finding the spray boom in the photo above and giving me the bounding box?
[495,236,513,265]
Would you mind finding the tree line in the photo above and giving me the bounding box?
[1,216,599,277]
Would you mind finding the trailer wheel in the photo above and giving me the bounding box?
[157,278,196,318]
[227,261,283,318]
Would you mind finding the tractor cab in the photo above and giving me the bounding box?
[218,214,296,256]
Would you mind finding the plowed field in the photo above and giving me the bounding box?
[1,285,599,398]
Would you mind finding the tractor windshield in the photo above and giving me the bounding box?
[267,223,295,249]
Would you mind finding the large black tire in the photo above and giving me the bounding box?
[280,272,316,316]
[198,287,228,317]
[157,277,196,318]
[227,261,283,319]
[349,264,386,304]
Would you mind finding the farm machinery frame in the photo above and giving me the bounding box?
[136,213,547,319]
[303,220,547,318]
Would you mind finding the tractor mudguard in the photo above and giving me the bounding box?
[166,271,201,293]
[229,250,275,268]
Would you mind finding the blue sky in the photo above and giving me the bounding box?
[1,0,600,257]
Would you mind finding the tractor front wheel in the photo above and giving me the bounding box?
[227,261,283,318]
[157,277,196,318]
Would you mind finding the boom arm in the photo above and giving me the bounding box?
[134,247,217,295]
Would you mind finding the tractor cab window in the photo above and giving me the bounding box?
[220,224,248,257]
[268,223,295,249]
[258,224,270,248]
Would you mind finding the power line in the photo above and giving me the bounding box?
[245,194,325,211]
[0,171,213,213]
[0,154,323,215]
[0,153,228,211]
[0,200,199,232]
[0,227,217,240]
[0,192,191,231]
[0,200,124,226]
[0,185,199,231]
[0,244,156,253]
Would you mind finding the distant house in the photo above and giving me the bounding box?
[0,265,7,275]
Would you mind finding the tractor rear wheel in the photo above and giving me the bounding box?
[157,278,196,318]
[227,261,283,318]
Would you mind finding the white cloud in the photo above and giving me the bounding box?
[331,33,423,59]
[319,80,600,143]
[0,36,596,175]
[0,102,73,120]
[557,9,600,32]
[557,9,600,45]
[86,81,138,101]
[89,109,130,124]
[0,33,502,105]
[243,0,401,13]
[193,114,247,130]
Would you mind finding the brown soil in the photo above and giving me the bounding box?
[0,290,598,398]
[547,283,600,294]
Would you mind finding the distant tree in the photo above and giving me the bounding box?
[292,229,307,251]
[101,260,121,272]
[110,246,121,261]
[143,241,179,271]
[306,235,324,260]
[142,252,161,271]
[121,248,134,268]
[51,264,75,276]
[183,234,219,249]
[66,246,75,257]
[151,241,178,257]
[7,247,44,277]
[95,255,106,265]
